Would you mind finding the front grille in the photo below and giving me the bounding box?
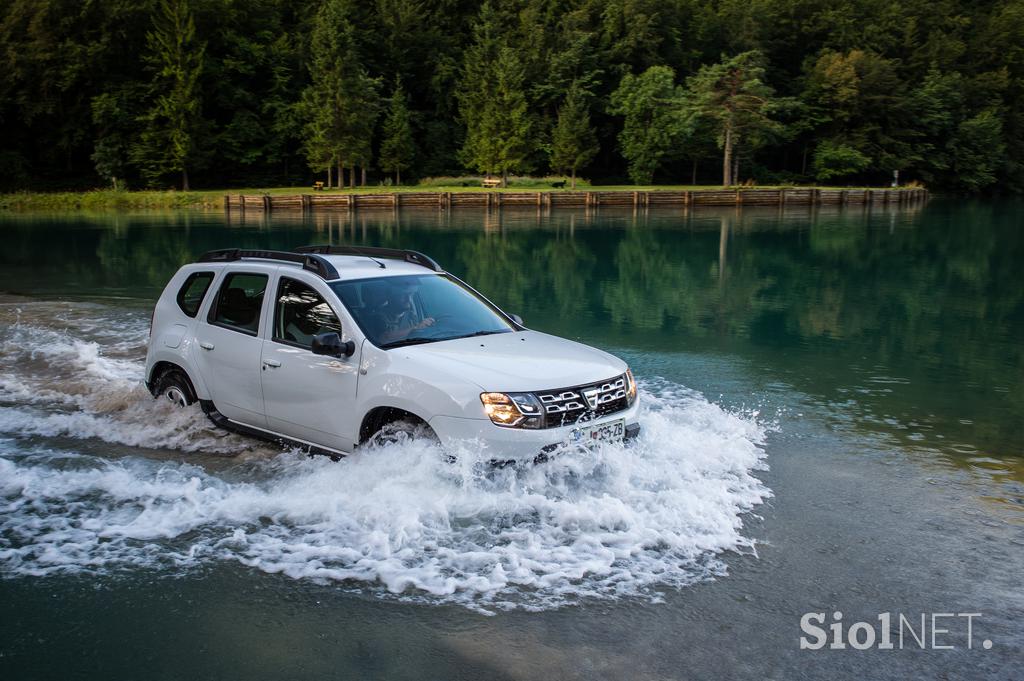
[536,375,629,428]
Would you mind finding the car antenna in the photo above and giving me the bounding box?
[350,246,386,269]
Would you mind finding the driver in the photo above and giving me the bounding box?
[373,279,435,343]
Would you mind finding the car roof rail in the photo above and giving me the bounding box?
[196,248,340,280]
[294,245,443,272]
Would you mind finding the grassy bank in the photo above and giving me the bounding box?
[1,182,922,212]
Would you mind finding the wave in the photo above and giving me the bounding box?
[0,297,773,612]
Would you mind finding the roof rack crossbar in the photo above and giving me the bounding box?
[196,249,340,280]
[293,245,443,272]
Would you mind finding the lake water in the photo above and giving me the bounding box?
[0,201,1021,679]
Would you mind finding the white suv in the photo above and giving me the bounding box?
[145,246,640,462]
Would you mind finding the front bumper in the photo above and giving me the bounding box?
[429,399,641,463]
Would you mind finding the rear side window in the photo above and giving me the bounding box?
[176,271,214,318]
[208,272,268,335]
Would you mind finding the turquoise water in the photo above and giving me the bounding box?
[0,201,1021,679]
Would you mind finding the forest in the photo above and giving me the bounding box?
[1,0,1021,193]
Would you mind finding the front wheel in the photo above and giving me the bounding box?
[367,418,438,448]
[153,371,195,408]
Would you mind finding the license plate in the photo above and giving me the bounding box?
[570,418,625,445]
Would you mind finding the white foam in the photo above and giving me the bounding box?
[0,383,772,612]
[0,300,774,611]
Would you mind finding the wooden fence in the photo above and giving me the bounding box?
[224,187,929,213]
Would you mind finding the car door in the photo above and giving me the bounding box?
[260,273,361,452]
[192,269,270,427]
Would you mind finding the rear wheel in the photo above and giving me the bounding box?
[153,371,195,408]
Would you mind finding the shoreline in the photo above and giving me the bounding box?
[1,185,928,213]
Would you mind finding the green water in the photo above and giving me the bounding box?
[0,201,1021,680]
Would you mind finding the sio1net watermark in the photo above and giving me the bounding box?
[799,611,993,650]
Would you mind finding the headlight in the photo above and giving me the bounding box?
[480,392,544,429]
[625,368,638,405]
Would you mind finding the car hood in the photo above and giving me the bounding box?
[399,330,626,392]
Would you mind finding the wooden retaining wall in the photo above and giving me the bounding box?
[224,187,929,213]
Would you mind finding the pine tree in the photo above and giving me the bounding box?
[301,0,380,187]
[132,0,206,190]
[683,51,784,186]
[379,78,415,184]
[457,3,532,183]
[550,82,598,188]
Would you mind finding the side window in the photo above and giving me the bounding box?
[274,277,342,349]
[208,272,268,335]
[176,271,214,318]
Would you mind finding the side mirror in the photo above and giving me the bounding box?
[312,332,355,358]
[509,313,524,326]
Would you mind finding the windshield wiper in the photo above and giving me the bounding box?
[443,330,510,341]
[380,329,509,349]
[379,336,443,349]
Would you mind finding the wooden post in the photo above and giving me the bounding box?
[736,189,742,205]
[633,191,638,207]
[263,195,271,212]
[238,194,245,214]
[779,189,786,206]
[393,193,399,209]
[301,194,311,213]
[224,195,231,213]
[683,190,690,206]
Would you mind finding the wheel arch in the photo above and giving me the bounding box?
[358,406,433,444]
[148,361,199,402]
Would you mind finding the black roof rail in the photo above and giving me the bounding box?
[196,248,340,280]
[294,245,443,272]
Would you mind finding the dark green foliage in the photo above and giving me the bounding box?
[550,82,599,188]
[379,78,415,183]
[683,51,785,186]
[132,0,207,190]
[0,0,1022,192]
[609,66,685,184]
[457,3,533,181]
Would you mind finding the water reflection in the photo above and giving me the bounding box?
[0,200,1021,488]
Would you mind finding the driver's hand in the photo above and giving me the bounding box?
[416,317,436,329]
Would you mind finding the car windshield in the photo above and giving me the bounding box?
[330,274,515,349]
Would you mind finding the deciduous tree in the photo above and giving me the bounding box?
[609,66,684,184]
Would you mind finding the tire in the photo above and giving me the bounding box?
[153,371,195,408]
[367,418,437,448]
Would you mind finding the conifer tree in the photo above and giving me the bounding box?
[132,0,206,190]
[379,78,415,184]
[457,3,532,183]
[550,82,599,188]
[683,52,783,186]
[302,0,380,187]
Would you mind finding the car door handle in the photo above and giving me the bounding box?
[199,341,215,350]
[262,359,282,368]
